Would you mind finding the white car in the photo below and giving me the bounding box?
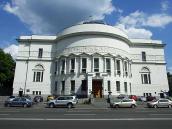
[47,96,78,109]
[147,99,172,108]
[110,99,137,108]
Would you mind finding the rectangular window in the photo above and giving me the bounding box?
[124,61,128,76]
[116,81,120,92]
[106,58,111,73]
[124,82,127,93]
[141,74,151,84]
[94,58,99,72]
[61,81,65,95]
[81,80,87,91]
[70,58,75,73]
[82,58,87,73]
[116,60,121,75]
[142,51,146,61]
[32,91,35,95]
[107,81,111,92]
[36,91,38,95]
[33,72,36,82]
[55,81,58,91]
[38,48,43,58]
[71,80,75,93]
[36,72,41,82]
[61,59,65,74]
[130,83,132,93]
[41,72,43,82]
[39,91,41,95]
[55,61,57,74]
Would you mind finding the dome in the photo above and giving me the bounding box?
[57,23,129,41]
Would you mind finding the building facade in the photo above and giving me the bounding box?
[13,23,169,98]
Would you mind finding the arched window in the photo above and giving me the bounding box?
[140,67,151,84]
[33,64,44,82]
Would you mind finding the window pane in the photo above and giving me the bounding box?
[71,80,75,93]
[71,58,75,69]
[142,51,146,61]
[36,72,41,82]
[82,58,87,68]
[116,81,120,91]
[108,81,111,91]
[94,58,99,68]
[106,58,111,69]
[124,82,127,92]
[38,48,43,58]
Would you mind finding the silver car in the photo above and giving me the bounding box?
[147,99,172,108]
[47,96,78,109]
[110,99,137,108]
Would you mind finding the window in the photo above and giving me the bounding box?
[54,61,58,75]
[124,61,128,76]
[71,80,75,94]
[142,51,146,61]
[116,81,120,92]
[124,82,127,93]
[61,81,65,95]
[106,58,111,73]
[38,48,43,58]
[82,58,87,73]
[141,67,151,84]
[61,59,65,74]
[94,58,99,72]
[107,81,111,92]
[33,65,44,82]
[81,80,87,91]
[70,58,75,73]
[55,81,58,91]
[129,83,132,93]
[116,60,121,75]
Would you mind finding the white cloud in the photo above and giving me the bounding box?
[116,10,172,39]
[116,24,152,39]
[3,0,115,34]
[161,1,169,11]
[118,10,172,28]
[146,14,172,28]
[3,44,18,59]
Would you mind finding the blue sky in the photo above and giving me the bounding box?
[0,0,172,72]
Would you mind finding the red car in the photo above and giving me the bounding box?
[129,95,138,101]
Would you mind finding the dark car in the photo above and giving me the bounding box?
[33,96,43,103]
[4,97,32,107]
[146,96,156,101]
[129,95,138,101]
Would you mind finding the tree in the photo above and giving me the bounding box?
[167,72,172,96]
[0,48,15,95]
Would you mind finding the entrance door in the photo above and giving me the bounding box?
[92,80,102,98]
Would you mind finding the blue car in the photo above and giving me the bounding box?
[4,97,32,107]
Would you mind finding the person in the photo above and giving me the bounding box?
[89,91,94,104]
[107,91,112,104]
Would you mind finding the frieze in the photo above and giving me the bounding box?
[56,46,129,57]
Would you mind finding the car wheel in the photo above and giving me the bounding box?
[168,105,172,108]
[49,103,54,108]
[67,103,73,109]
[131,104,136,108]
[23,104,27,108]
[154,105,158,108]
[115,105,119,108]
[6,104,11,107]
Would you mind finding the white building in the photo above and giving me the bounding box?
[13,23,169,98]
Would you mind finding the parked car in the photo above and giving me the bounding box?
[47,96,78,109]
[47,95,55,101]
[7,96,16,101]
[110,99,137,108]
[147,99,172,108]
[138,96,147,102]
[129,95,138,101]
[4,97,33,107]
[117,94,128,99]
[33,96,43,103]
[146,96,156,101]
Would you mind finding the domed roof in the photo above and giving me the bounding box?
[57,23,129,40]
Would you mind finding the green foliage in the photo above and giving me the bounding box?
[0,48,15,95]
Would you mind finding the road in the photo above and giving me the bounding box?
[0,107,172,129]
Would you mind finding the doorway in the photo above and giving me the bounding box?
[92,80,103,98]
